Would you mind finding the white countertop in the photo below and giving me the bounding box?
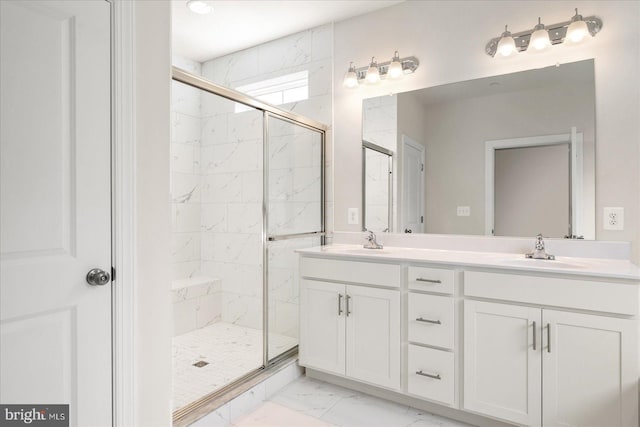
[297,244,640,281]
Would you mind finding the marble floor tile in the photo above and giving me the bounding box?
[226,376,475,427]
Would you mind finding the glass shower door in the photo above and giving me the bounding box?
[265,114,324,362]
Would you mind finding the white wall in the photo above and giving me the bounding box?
[333,0,640,261]
[133,1,172,425]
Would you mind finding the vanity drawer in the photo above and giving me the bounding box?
[408,293,454,349]
[408,344,455,406]
[408,266,454,294]
[300,256,400,288]
[464,271,638,315]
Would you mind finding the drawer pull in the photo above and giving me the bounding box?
[416,317,441,325]
[416,370,441,380]
[416,278,442,284]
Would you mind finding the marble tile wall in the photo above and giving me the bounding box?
[198,26,331,334]
[171,26,331,335]
[172,56,203,281]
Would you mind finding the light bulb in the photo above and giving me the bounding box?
[528,18,551,51]
[496,25,517,57]
[387,51,403,80]
[365,57,380,84]
[343,62,359,89]
[566,9,590,44]
[186,0,212,14]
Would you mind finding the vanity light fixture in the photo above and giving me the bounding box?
[186,0,212,15]
[486,9,602,57]
[342,51,420,88]
[496,25,517,57]
[387,51,404,80]
[566,9,590,43]
[365,57,381,85]
[528,18,551,51]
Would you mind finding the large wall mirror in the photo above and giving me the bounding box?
[362,59,595,239]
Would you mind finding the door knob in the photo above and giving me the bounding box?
[405,228,412,233]
[86,268,111,286]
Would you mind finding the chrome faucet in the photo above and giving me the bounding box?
[525,234,555,260]
[363,230,383,249]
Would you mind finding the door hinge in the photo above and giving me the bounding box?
[111,266,116,282]
[421,216,424,223]
[420,163,424,172]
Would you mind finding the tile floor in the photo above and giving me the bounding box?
[198,376,474,427]
[173,322,297,410]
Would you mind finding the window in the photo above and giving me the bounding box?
[235,71,308,113]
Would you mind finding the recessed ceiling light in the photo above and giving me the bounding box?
[186,0,212,15]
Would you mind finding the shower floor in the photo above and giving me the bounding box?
[172,322,298,411]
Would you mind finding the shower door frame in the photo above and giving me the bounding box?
[171,67,326,419]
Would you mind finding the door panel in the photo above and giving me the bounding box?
[401,135,424,233]
[299,280,345,374]
[345,285,400,389]
[0,1,111,425]
[463,300,541,426]
[543,310,638,427]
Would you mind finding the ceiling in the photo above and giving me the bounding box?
[172,0,403,63]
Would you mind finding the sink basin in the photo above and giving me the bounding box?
[499,258,585,269]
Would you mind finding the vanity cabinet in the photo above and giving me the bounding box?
[299,257,401,390]
[464,272,638,427]
[298,247,639,427]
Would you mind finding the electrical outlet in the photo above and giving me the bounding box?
[603,207,624,231]
[348,208,359,225]
[457,206,471,217]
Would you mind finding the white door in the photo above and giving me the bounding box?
[345,285,400,390]
[542,310,638,427]
[401,135,424,233]
[0,1,112,425]
[299,280,346,375]
[463,300,542,426]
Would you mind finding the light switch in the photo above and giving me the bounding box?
[348,208,359,225]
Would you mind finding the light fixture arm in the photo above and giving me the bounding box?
[485,15,602,57]
[352,55,420,81]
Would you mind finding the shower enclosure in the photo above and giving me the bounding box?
[170,68,325,418]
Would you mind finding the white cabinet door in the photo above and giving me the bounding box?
[542,310,638,427]
[0,1,111,425]
[346,285,401,390]
[299,280,346,375]
[464,300,542,426]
